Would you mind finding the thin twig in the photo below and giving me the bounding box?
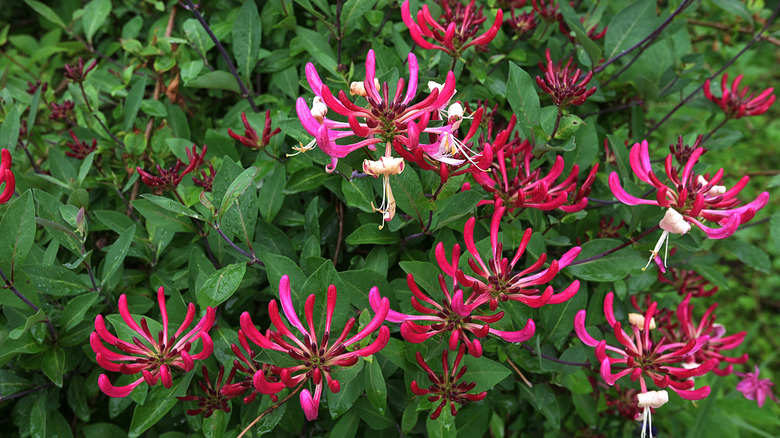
[569,225,660,266]
[505,357,533,387]
[0,265,56,339]
[522,344,591,367]
[237,382,305,438]
[216,227,263,266]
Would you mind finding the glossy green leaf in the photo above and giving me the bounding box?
[202,409,229,438]
[142,194,204,221]
[0,191,35,274]
[41,346,66,387]
[22,264,90,297]
[604,0,656,62]
[61,291,99,331]
[566,238,644,282]
[24,0,66,29]
[82,0,111,45]
[506,62,541,142]
[233,0,262,80]
[197,263,247,308]
[364,355,387,415]
[127,373,194,437]
[100,225,135,288]
[132,198,195,232]
[186,71,240,93]
[345,224,402,245]
[0,104,20,154]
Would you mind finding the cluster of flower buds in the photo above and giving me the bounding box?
[192,162,215,192]
[532,0,561,23]
[536,49,596,108]
[238,275,390,421]
[25,80,47,95]
[177,365,235,418]
[64,57,97,83]
[91,287,216,397]
[227,110,280,150]
[0,148,15,204]
[137,144,207,190]
[49,100,75,121]
[65,129,97,159]
[704,73,775,119]
[507,9,537,36]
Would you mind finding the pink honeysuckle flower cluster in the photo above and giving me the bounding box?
[401,0,503,59]
[297,49,456,172]
[574,292,716,400]
[239,275,390,421]
[536,49,597,108]
[438,205,581,311]
[220,329,281,405]
[608,137,769,267]
[473,138,599,213]
[0,148,16,204]
[91,287,216,397]
[703,73,775,119]
[411,344,487,420]
[736,366,778,408]
[136,144,207,190]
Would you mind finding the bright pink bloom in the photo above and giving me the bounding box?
[136,144,207,190]
[411,344,487,419]
[473,138,598,213]
[0,148,15,204]
[297,49,456,172]
[536,49,596,108]
[239,275,390,421]
[438,205,581,312]
[227,110,280,150]
[703,73,775,119]
[370,272,534,358]
[608,138,769,239]
[401,0,503,58]
[735,366,778,408]
[574,292,716,400]
[91,287,216,397]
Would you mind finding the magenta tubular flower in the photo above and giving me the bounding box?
[666,293,747,376]
[64,57,97,83]
[137,144,207,190]
[49,100,75,121]
[0,148,16,204]
[574,292,716,400]
[437,205,580,311]
[608,138,769,241]
[240,275,390,421]
[532,0,562,23]
[91,287,216,397]
[369,272,534,358]
[536,49,596,108]
[297,49,456,172]
[508,9,537,36]
[220,329,281,404]
[177,365,236,418]
[473,138,598,213]
[227,111,280,150]
[65,129,97,159]
[735,366,778,408]
[401,0,503,59]
[703,73,775,119]
[411,344,487,419]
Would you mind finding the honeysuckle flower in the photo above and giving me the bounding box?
[703,73,775,119]
[49,100,75,121]
[363,155,405,228]
[661,293,747,376]
[507,9,537,35]
[64,57,97,83]
[297,49,455,172]
[25,80,47,95]
[637,390,669,438]
[177,365,236,418]
[239,275,390,421]
[401,0,503,59]
[735,366,778,408]
[0,148,16,204]
[536,49,596,108]
[574,292,716,400]
[192,162,215,192]
[608,138,769,267]
[369,271,535,358]
[65,129,97,159]
[227,110,280,150]
[220,329,281,404]
[91,287,216,397]
[437,205,581,312]
[473,138,598,213]
[532,0,562,23]
[411,344,487,419]
[559,17,607,43]
[656,250,718,297]
[137,144,207,190]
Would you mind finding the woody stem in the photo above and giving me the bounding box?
[237,382,305,438]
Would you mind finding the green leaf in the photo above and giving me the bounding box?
[0,191,36,274]
[24,0,66,29]
[82,0,111,45]
[566,238,644,282]
[124,77,147,131]
[220,166,259,214]
[432,190,483,231]
[364,355,387,415]
[0,104,20,154]
[22,264,90,297]
[233,0,262,80]
[127,373,194,437]
[342,177,375,213]
[61,291,99,331]
[101,225,135,288]
[720,240,771,273]
[196,263,247,308]
[345,223,402,245]
[393,165,433,220]
[259,251,306,295]
[258,166,286,222]
[186,71,240,93]
[295,26,339,76]
[342,0,378,35]
[133,198,196,232]
[202,409,229,438]
[355,397,394,430]
[8,309,48,340]
[327,360,364,418]
[399,261,440,296]
[283,167,330,194]
[710,0,753,25]
[462,355,511,392]
[41,347,66,387]
[142,194,204,221]
[539,285,587,349]
[254,394,286,435]
[604,0,656,62]
[0,370,33,396]
[506,62,541,142]
[67,376,91,422]
[29,392,47,438]
[329,410,360,438]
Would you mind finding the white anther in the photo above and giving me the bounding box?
[628,313,656,330]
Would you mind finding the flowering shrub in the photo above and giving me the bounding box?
[0,1,778,437]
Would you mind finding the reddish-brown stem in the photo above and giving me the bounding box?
[237,382,305,438]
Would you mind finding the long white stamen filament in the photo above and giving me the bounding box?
[637,390,668,438]
[643,208,692,271]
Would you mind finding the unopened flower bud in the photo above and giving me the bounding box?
[350,78,380,97]
[637,390,669,409]
[659,208,691,235]
[363,156,405,177]
[447,102,464,122]
[311,96,328,123]
[628,313,656,330]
